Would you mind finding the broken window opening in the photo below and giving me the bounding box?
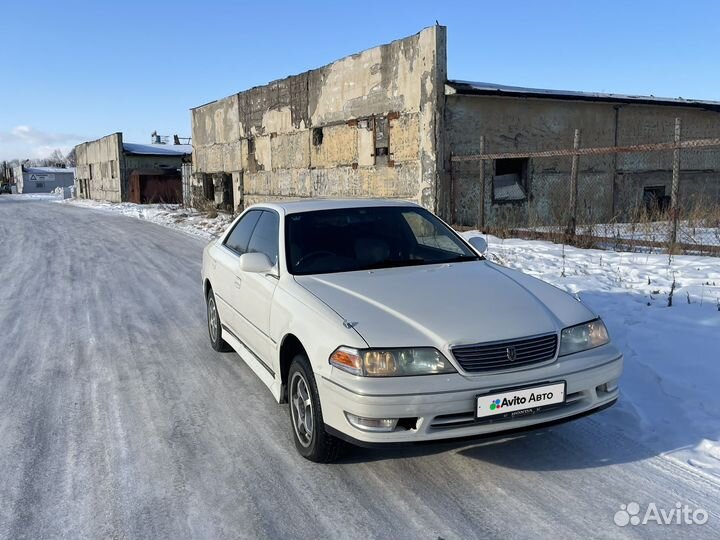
[643,185,669,214]
[493,158,529,203]
[312,127,323,146]
[374,116,390,166]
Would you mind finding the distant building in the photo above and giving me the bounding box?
[12,165,75,194]
[74,132,191,203]
[191,25,720,225]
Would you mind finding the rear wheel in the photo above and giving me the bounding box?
[206,288,231,352]
[288,354,344,462]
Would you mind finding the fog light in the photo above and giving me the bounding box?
[345,413,398,432]
[599,379,619,393]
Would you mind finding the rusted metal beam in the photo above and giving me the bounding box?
[451,136,720,161]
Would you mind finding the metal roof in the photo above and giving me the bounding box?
[23,167,75,174]
[122,143,192,156]
[446,80,720,111]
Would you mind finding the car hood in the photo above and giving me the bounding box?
[294,261,596,349]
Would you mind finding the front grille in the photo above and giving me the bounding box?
[452,333,558,373]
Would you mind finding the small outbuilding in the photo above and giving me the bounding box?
[12,165,75,194]
[74,133,191,203]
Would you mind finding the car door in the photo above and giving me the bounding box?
[213,209,263,338]
[230,209,280,373]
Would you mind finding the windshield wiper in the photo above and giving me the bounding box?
[438,255,481,263]
[356,259,428,271]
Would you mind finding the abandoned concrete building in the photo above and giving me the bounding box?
[74,133,191,203]
[191,25,720,226]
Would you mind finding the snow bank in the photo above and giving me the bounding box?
[464,231,720,480]
[57,198,233,240]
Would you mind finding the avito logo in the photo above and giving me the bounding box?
[614,501,709,527]
[489,391,555,411]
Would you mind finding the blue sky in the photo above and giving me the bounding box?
[1,0,718,160]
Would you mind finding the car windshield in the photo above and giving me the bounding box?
[285,206,480,275]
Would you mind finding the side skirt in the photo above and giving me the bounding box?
[221,324,281,401]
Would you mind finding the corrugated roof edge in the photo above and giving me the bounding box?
[446,80,720,112]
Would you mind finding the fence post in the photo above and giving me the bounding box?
[670,117,681,246]
[568,129,581,238]
[478,135,486,229]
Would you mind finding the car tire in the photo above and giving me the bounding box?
[206,288,232,352]
[288,353,344,463]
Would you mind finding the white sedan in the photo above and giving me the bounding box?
[201,199,623,462]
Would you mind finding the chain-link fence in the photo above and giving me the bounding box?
[450,118,720,255]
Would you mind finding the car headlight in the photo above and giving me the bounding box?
[329,347,456,377]
[559,319,610,356]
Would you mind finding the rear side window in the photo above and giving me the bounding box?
[248,211,280,265]
[224,210,262,254]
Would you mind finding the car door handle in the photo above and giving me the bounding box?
[234,278,242,289]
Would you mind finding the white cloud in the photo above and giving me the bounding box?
[0,125,86,160]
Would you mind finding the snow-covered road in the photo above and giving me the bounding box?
[1,195,719,539]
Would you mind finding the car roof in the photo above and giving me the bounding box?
[247,198,421,215]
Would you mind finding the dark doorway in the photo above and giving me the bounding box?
[129,169,182,204]
[219,173,234,212]
[203,174,215,201]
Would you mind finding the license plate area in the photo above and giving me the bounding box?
[475,381,566,421]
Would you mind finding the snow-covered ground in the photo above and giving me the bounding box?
[57,197,234,239]
[589,221,720,247]
[526,220,720,248]
[49,195,720,480]
[464,231,720,480]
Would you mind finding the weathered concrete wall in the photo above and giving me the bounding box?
[192,26,446,213]
[614,106,720,212]
[75,133,124,202]
[446,94,720,227]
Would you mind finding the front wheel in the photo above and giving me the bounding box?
[288,354,344,462]
[206,288,231,352]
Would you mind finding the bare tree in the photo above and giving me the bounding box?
[65,148,76,167]
[46,148,67,167]
[30,148,71,168]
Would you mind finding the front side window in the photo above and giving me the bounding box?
[247,211,279,265]
[285,206,479,276]
[224,209,262,255]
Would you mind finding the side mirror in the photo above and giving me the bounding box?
[238,252,274,274]
[468,236,488,255]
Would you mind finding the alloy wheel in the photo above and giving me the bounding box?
[208,296,218,342]
[290,371,314,447]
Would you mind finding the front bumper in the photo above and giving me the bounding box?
[317,344,623,444]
